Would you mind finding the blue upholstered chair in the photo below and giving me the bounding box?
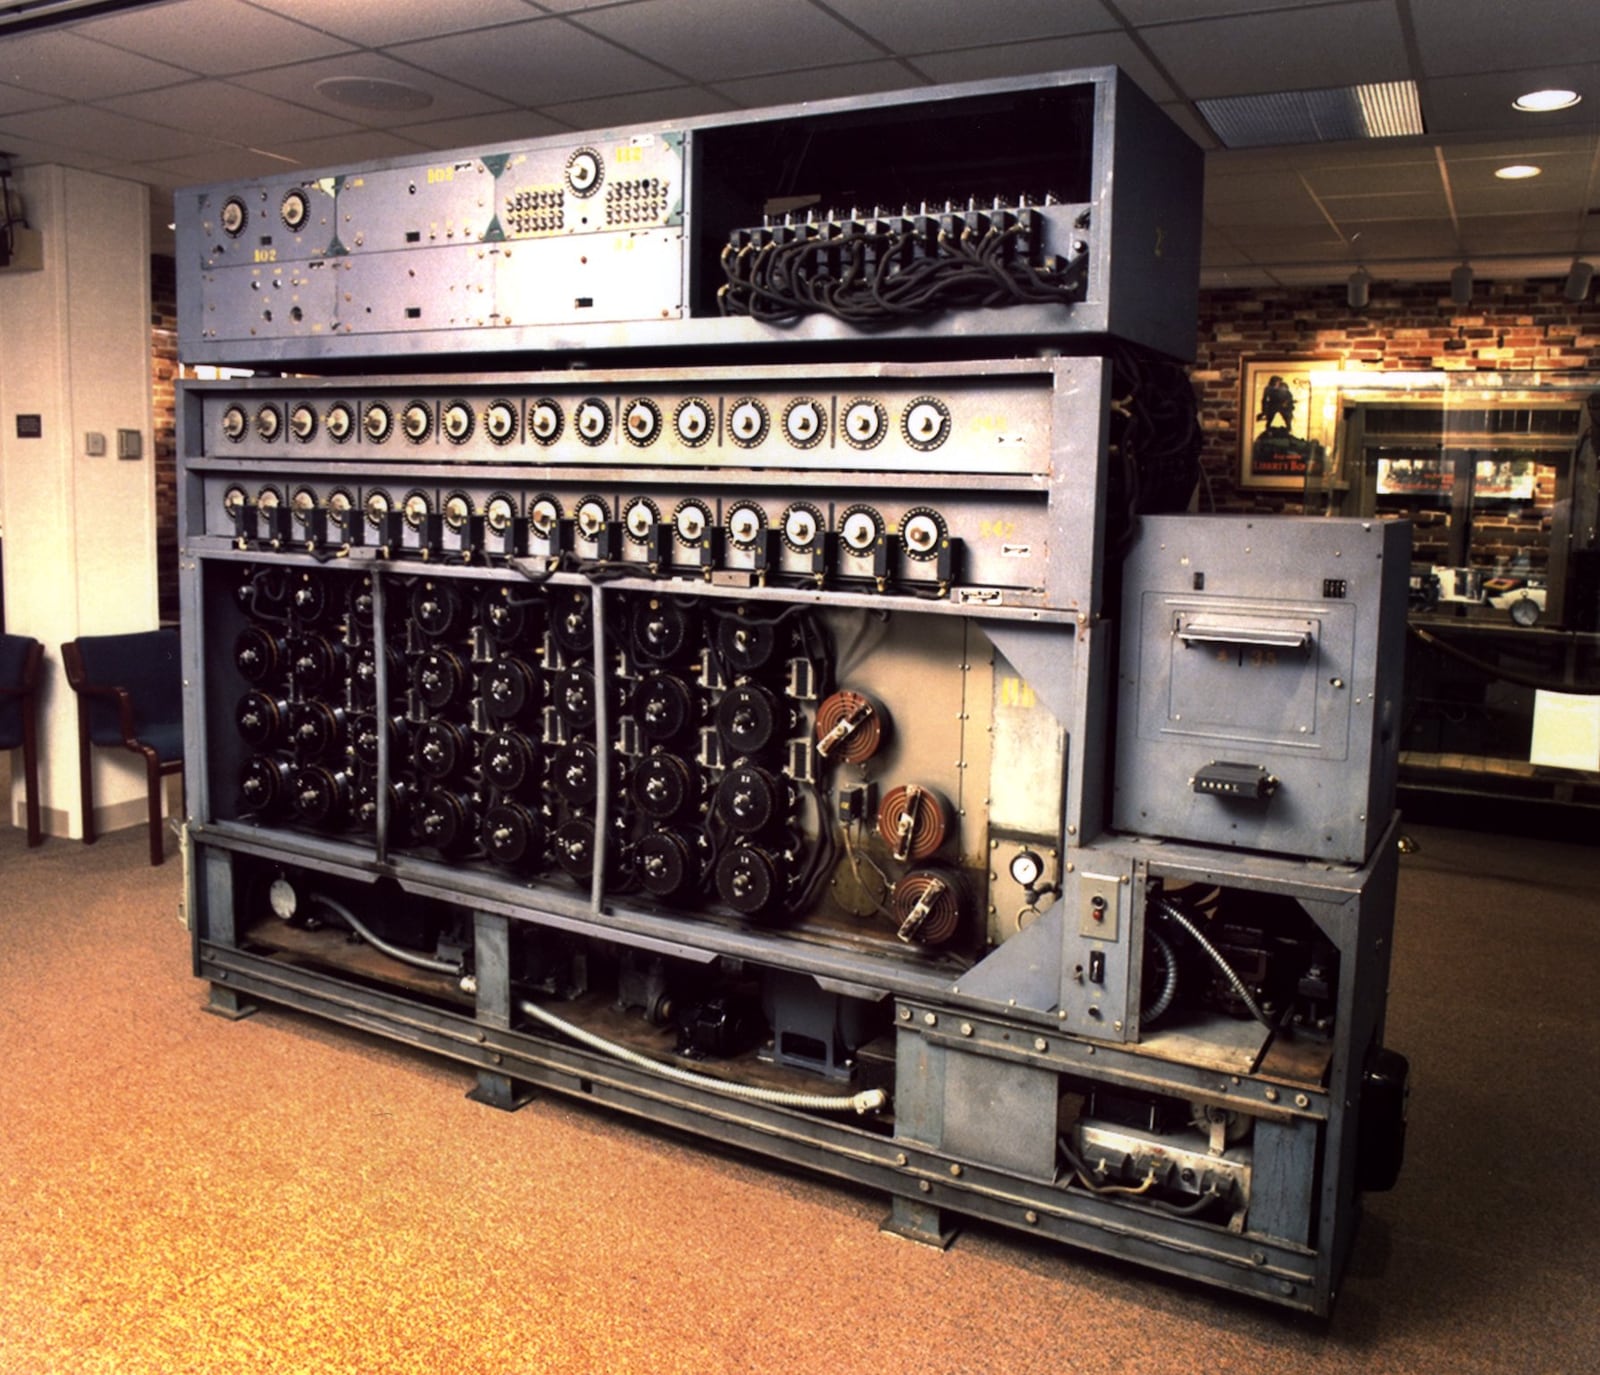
[0,633,44,847]
[62,629,184,866]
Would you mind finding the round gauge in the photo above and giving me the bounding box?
[401,401,432,443]
[255,405,282,442]
[325,402,354,442]
[728,397,769,447]
[256,485,282,513]
[443,491,473,532]
[220,405,248,442]
[903,396,951,450]
[363,489,392,529]
[839,504,885,554]
[402,490,431,529]
[674,397,713,446]
[622,398,661,446]
[574,495,611,541]
[622,496,660,544]
[782,398,825,448]
[528,398,563,444]
[484,400,518,445]
[287,403,316,442]
[673,499,712,545]
[222,485,248,517]
[725,502,766,550]
[842,398,886,449]
[268,875,299,919]
[565,147,603,197]
[290,487,318,525]
[280,189,310,231]
[363,403,393,443]
[574,398,612,445]
[1009,849,1045,889]
[780,501,824,554]
[529,494,562,538]
[442,401,474,444]
[326,488,353,528]
[485,493,517,535]
[900,507,948,561]
[219,196,247,237]
[1509,596,1541,627]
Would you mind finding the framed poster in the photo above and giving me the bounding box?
[1239,359,1339,490]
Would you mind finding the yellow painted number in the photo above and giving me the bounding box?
[428,167,453,184]
[615,145,643,164]
[254,248,277,263]
[981,519,1018,541]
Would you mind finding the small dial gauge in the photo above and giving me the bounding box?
[782,398,825,448]
[280,189,309,231]
[401,401,432,443]
[623,496,661,544]
[1509,596,1541,627]
[441,400,474,444]
[290,487,318,524]
[256,485,282,513]
[363,403,393,443]
[529,494,562,538]
[780,501,824,554]
[255,405,282,442]
[574,397,611,445]
[902,396,951,450]
[725,502,767,549]
[402,490,431,529]
[673,498,712,545]
[574,495,611,540]
[222,486,248,517]
[485,493,517,534]
[1009,849,1046,888]
[566,147,603,197]
[622,398,660,446]
[219,197,247,237]
[674,397,713,446]
[484,400,518,445]
[326,489,354,528]
[364,489,392,529]
[900,507,948,560]
[842,398,886,449]
[528,398,563,444]
[220,405,248,442]
[289,403,317,441]
[728,397,769,447]
[442,492,473,532]
[324,402,354,442]
[838,504,884,554]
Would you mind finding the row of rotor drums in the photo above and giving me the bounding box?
[215,392,953,453]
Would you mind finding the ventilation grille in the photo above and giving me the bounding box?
[1198,81,1424,149]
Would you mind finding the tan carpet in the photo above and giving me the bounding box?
[1,820,1595,1374]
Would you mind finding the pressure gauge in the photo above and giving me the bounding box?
[268,876,299,920]
[1009,849,1046,889]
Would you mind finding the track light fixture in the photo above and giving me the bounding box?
[1450,264,1473,307]
[1347,268,1371,310]
[1563,261,1594,303]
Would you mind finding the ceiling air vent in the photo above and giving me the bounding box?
[1198,81,1424,148]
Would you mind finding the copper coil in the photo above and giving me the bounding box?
[814,689,887,763]
[876,783,951,861]
[890,870,962,946]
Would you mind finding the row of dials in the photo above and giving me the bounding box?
[224,484,949,561]
[215,394,954,452]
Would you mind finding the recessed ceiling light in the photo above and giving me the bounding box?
[1513,88,1581,113]
[1494,164,1543,179]
[314,76,434,112]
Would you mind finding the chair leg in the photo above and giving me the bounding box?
[145,751,165,867]
[22,712,41,847]
[78,706,97,846]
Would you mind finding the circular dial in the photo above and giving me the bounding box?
[484,400,517,445]
[410,580,464,637]
[782,398,825,448]
[234,690,285,748]
[528,399,563,444]
[325,402,354,442]
[622,398,661,446]
[362,403,393,443]
[363,488,392,529]
[554,741,599,804]
[222,485,248,517]
[411,648,466,710]
[219,197,247,237]
[413,719,472,780]
[441,400,474,444]
[716,615,778,675]
[482,801,541,868]
[631,598,695,662]
[716,684,782,757]
[442,491,473,532]
[280,189,309,231]
[220,405,248,442]
[635,829,699,902]
[402,490,431,530]
[725,502,767,550]
[674,398,713,446]
[838,504,885,554]
[485,493,517,536]
[255,485,282,515]
[842,398,886,449]
[401,401,432,443]
[715,845,785,919]
[574,494,611,541]
[715,764,784,835]
[574,398,612,445]
[631,754,697,822]
[673,498,712,546]
[1009,849,1045,888]
[902,396,952,450]
[900,507,948,561]
[289,403,317,442]
[326,489,354,528]
[780,502,824,554]
[566,147,603,196]
[529,494,562,539]
[290,487,318,528]
[623,496,660,544]
[1509,596,1541,627]
[240,756,290,814]
[727,397,769,447]
[255,405,282,442]
[482,657,539,721]
[268,877,299,921]
[631,673,693,742]
[482,729,538,794]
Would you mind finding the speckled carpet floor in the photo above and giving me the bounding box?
[1,819,1595,1374]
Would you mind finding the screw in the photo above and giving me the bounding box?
[895,1153,907,1166]
[1034,1037,1048,1052]
[1264,1088,1279,1103]
[1295,1093,1311,1108]
[923,1012,937,1027]
[949,1164,963,1178]
[1024,1210,1039,1225]
[960,1022,973,1037]
[918,1180,932,1194]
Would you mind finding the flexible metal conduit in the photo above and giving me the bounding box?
[1153,896,1272,1030]
[311,892,465,977]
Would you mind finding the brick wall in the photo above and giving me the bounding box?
[151,254,178,623]
[1192,278,1600,512]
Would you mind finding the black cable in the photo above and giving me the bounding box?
[1409,622,1600,695]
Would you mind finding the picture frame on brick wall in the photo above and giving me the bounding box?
[1240,358,1341,490]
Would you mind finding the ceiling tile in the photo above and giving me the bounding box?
[1322,191,1454,222]
[251,0,544,46]
[1206,189,1331,229]
[149,147,312,185]
[913,33,1175,102]
[233,50,515,126]
[0,129,120,171]
[390,110,572,148]
[101,81,360,146]
[1341,221,1463,257]
[1458,210,1585,254]
[1199,266,1284,288]
[538,85,737,131]
[711,60,923,109]
[1204,168,1307,205]
[391,17,680,105]
[1304,161,1443,197]
[1423,66,1600,137]
[75,0,355,76]
[257,130,436,171]
[1120,0,1350,20]
[0,29,195,99]
[1410,0,1596,79]
[824,0,1117,53]
[0,80,63,117]
[1142,2,1409,101]
[573,0,882,83]
[0,105,226,163]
